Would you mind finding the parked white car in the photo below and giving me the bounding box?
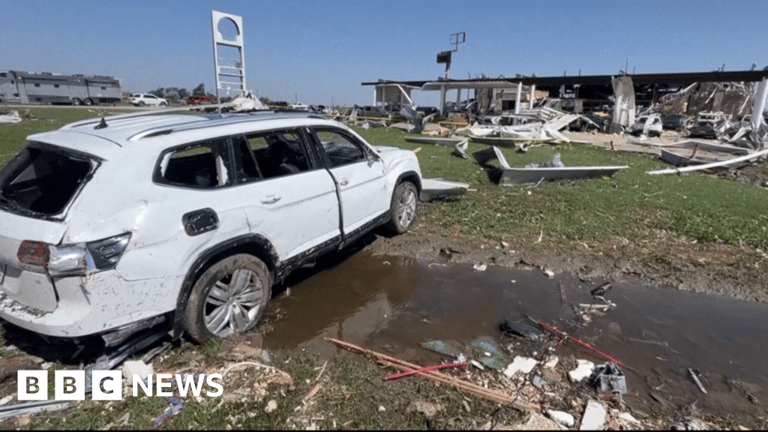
[0,111,422,343]
[129,93,168,107]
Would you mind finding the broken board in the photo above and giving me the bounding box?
[404,135,465,146]
[469,135,555,147]
[420,178,469,201]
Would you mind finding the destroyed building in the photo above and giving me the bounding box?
[362,67,768,139]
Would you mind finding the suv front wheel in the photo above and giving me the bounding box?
[383,181,418,235]
[183,254,271,342]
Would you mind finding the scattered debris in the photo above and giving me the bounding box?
[122,360,153,382]
[420,178,469,201]
[579,399,607,430]
[589,362,627,395]
[0,400,73,421]
[420,340,464,359]
[452,139,469,159]
[503,356,537,377]
[547,409,576,428]
[470,337,506,370]
[534,318,628,368]
[499,320,546,342]
[385,361,468,381]
[0,110,22,124]
[407,399,444,418]
[327,338,534,411]
[569,359,595,383]
[265,399,278,413]
[473,263,487,272]
[688,368,707,394]
[473,146,628,185]
[150,396,184,428]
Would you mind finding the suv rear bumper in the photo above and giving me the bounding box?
[0,270,177,338]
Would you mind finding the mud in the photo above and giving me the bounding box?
[262,247,768,426]
[366,234,768,302]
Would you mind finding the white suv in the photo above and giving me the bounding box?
[129,93,168,107]
[0,111,421,343]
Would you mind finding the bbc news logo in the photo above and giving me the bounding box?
[18,370,223,401]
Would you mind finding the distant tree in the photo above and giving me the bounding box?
[193,83,205,95]
[149,88,164,98]
[178,88,190,99]
[259,96,272,105]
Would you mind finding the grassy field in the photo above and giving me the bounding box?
[2,108,766,253]
[357,127,768,252]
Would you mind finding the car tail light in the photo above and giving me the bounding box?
[17,241,50,267]
[16,233,131,276]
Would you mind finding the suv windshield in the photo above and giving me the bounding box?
[0,144,95,217]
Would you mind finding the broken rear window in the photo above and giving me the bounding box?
[0,144,95,216]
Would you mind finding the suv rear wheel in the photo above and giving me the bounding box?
[383,181,418,235]
[183,254,271,342]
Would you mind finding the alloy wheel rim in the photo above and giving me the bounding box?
[397,188,416,227]
[203,268,265,337]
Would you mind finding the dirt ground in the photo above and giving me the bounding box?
[366,232,768,303]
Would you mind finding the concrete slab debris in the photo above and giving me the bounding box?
[579,400,607,430]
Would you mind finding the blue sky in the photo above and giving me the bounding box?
[2,0,767,106]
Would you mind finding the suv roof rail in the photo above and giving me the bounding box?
[59,105,228,130]
[126,110,329,142]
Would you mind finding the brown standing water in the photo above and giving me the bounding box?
[263,251,767,423]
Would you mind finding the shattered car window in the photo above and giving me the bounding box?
[315,129,366,167]
[156,142,227,188]
[243,130,310,179]
[0,145,94,216]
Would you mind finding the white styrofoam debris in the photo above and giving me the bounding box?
[618,412,640,424]
[568,359,595,382]
[544,270,555,278]
[580,400,606,430]
[122,360,153,381]
[473,264,487,272]
[503,356,538,377]
[543,355,559,369]
[547,409,575,428]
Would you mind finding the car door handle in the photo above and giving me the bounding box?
[261,195,282,204]
[339,179,349,186]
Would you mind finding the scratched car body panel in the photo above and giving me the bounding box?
[0,111,422,340]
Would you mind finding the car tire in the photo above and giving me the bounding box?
[83,98,93,106]
[183,254,271,342]
[71,98,81,106]
[161,102,168,107]
[383,181,418,235]
[138,101,145,107]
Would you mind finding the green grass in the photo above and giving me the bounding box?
[1,109,766,251]
[358,127,768,251]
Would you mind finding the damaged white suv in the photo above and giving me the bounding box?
[0,111,421,343]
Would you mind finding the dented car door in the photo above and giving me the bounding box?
[309,128,389,237]
[232,130,341,260]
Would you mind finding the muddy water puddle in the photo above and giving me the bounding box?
[263,251,767,421]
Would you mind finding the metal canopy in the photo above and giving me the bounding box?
[363,69,768,91]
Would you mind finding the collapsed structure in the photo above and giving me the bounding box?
[362,67,768,151]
